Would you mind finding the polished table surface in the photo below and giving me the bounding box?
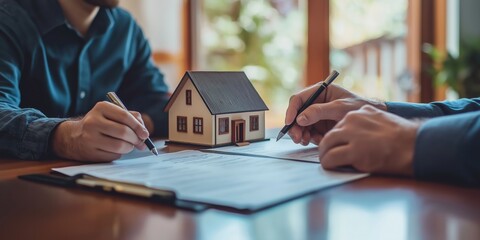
[1,140,479,240]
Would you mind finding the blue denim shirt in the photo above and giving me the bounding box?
[0,0,169,159]
[387,98,480,187]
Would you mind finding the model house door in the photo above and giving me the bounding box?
[231,119,245,143]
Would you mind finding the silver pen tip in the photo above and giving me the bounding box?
[276,132,285,142]
[151,148,159,156]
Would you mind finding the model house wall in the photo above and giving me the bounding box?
[168,78,214,146]
[215,111,265,145]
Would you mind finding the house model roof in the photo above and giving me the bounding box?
[164,71,269,115]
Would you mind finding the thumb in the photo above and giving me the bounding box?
[296,101,344,126]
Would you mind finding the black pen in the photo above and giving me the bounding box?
[106,92,159,156]
[276,70,340,141]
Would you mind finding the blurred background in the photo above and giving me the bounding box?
[120,0,480,128]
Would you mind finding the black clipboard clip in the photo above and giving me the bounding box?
[18,173,207,212]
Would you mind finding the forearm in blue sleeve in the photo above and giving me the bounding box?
[386,98,480,119]
[413,111,480,187]
[0,31,66,159]
[0,104,65,159]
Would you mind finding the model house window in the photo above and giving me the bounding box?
[218,117,229,134]
[177,116,187,132]
[250,115,259,131]
[193,117,203,134]
[186,90,192,105]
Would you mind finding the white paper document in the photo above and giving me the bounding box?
[204,139,320,162]
[53,150,368,210]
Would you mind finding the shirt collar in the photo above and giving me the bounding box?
[88,8,114,38]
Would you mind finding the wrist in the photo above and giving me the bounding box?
[399,121,421,177]
[364,98,387,112]
[51,120,76,159]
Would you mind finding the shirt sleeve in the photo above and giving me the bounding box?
[385,99,480,187]
[116,21,169,137]
[0,33,65,160]
[386,98,480,118]
[413,112,480,187]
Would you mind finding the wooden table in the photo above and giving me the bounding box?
[1,140,479,240]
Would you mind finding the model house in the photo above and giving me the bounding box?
[164,71,269,146]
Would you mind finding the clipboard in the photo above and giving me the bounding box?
[45,150,369,212]
[18,173,208,212]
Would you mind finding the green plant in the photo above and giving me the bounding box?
[423,40,480,98]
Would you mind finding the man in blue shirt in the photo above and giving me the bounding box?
[286,84,480,187]
[0,0,169,161]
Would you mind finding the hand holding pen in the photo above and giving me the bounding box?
[51,94,157,162]
[277,70,339,142]
[107,92,159,156]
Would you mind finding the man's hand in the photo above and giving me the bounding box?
[52,101,150,162]
[285,84,387,145]
[319,105,420,176]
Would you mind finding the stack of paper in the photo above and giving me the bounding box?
[53,140,368,211]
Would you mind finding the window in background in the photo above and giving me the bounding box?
[194,0,307,127]
[121,0,190,89]
[330,0,410,101]
[124,0,425,127]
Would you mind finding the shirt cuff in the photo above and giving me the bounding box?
[18,118,66,160]
[413,112,479,186]
[386,101,446,119]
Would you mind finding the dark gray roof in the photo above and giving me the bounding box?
[164,71,268,115]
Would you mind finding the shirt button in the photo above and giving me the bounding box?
[80,91,86,99]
